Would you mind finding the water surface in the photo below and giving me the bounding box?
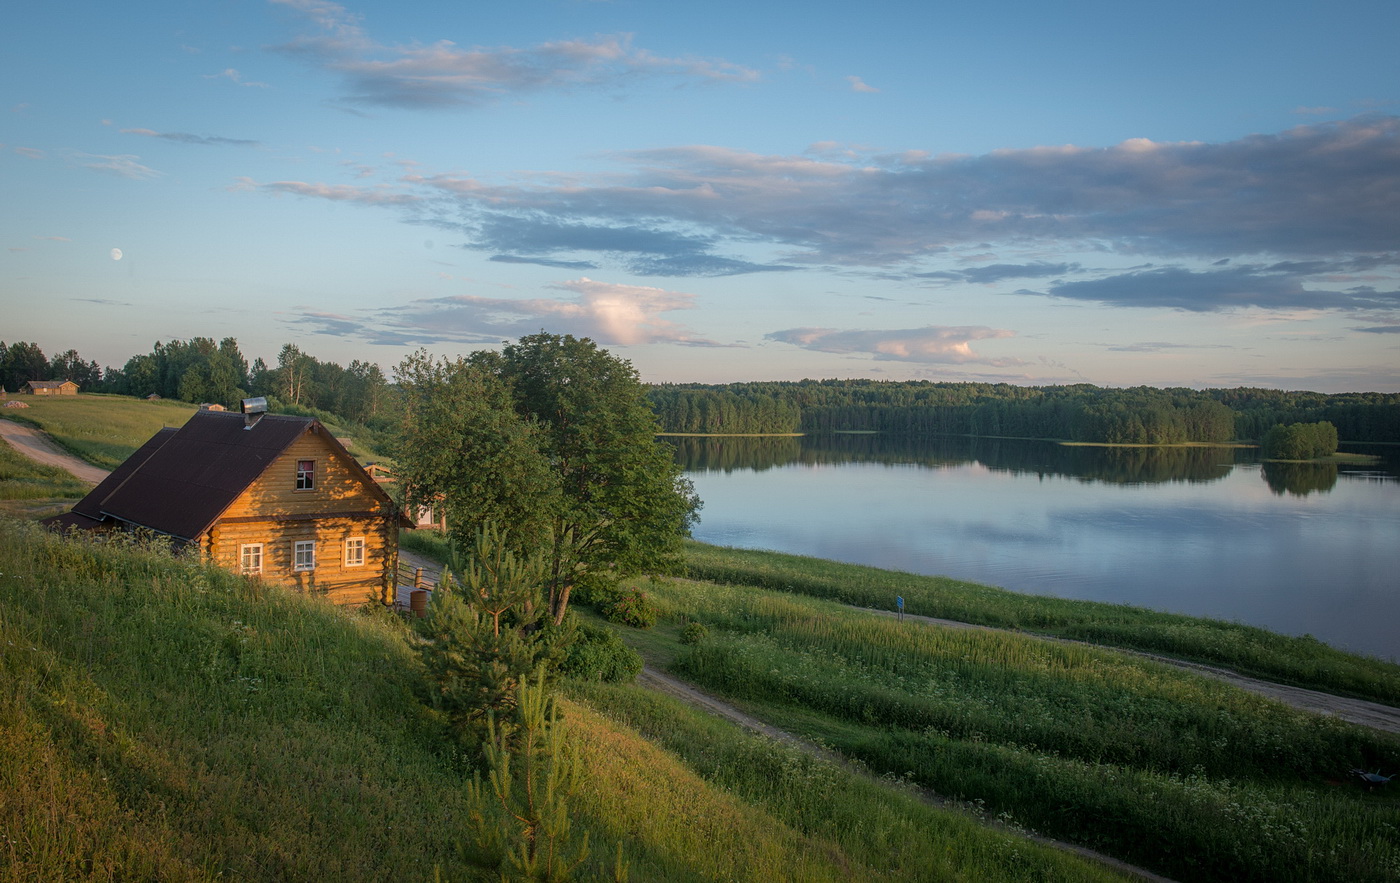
[668,436,1400,661]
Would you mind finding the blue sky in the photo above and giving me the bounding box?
[4,0,1398,391]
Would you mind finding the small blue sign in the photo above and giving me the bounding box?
[896,596,904,609]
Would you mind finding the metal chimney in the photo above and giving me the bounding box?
[241,397,268,430]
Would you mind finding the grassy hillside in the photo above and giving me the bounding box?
[0,520,1128,881]
[0,394,197,469]
[0,394,388,470]
[0,437,89,520]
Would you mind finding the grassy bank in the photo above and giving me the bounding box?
[618,576,1400,883]
[0,394,197,469]
[684,541,1400,704]
[1,520,1130,881]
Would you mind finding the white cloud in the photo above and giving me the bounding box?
[846,75,878,93]
[343,277,720,347]
[766,326,1022,365]
[270,0,758,108]
[71,152,161,179]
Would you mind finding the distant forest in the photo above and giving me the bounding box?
[648,381,1400,443]
[4,339,1399,444]
[1,338,400,431]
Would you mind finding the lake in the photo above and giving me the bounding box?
[666,435,1400,662]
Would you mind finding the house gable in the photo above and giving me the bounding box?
[47,408,401,605]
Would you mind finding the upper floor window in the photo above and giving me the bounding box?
[296,459,315,491]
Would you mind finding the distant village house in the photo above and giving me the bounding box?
[23,380,79,396]
[45,400,407,605]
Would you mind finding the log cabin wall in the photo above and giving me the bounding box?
[209,429,398,604]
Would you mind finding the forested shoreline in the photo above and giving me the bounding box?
[5,338,1399,445]
[648,380,1400,443]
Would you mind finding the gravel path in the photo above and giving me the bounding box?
[0,418,109,484]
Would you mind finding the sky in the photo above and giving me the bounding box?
[3,0,1398,392]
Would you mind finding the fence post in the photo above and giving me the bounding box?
[415,566,424,590]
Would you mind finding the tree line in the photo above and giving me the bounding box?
[7,337,1398,444]
[648,380,1400,443]
[1,338,399,428]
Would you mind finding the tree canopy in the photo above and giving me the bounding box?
[397,333,700,624]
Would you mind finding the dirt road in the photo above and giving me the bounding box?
[0,418,109,484]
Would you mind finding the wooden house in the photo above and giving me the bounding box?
[45,405,405,605]
[23,379,79,395]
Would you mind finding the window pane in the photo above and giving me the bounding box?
[296,460,315,490]
[294,540,315,571]
[345,537,366,567]
[240,544,263,574]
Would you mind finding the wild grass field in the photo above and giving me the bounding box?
[1,520,1133,881]
[0,437,89,519]
[684,542,1400,704]
[0,393,389,470]
[615,576,1400,883]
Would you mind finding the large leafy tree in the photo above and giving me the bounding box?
[398,333,700,624]
[476,332,701,623]
[396,350,563,554]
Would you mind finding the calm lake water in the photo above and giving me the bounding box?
[666,435,1400,662]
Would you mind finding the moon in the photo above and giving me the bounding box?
[110,248,123,261]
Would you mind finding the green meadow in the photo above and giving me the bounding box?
[0,394,198,469]
[614,574,1400,883]
[0,520,1133,881]
[684,542,1400,704]
[7,394,1399,881]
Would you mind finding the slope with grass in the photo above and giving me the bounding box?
[0,394,198,469]
[1,519,1132,881]
[0,433,90,520]
[614,576,1400,883]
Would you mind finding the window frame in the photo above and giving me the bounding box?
[240,543,264,575]
[344,536,366,568]
[293,540,316,572]
[295,459,316,491]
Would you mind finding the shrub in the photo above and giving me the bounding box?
[604,589,658,629]
[680,622,709,645]
[561,623,642,683]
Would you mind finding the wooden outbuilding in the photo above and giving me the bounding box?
[45,405,406,605]
[23,380,79,396]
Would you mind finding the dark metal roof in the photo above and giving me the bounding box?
[53,410,400,541]
[70,427,179,523]
[96,412,316,539]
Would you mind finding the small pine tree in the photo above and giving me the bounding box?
[417,524,570,743]
[464,668,591,881]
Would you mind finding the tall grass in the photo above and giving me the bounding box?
[641,575,1400,883]
[569,680,1135,882]
[3,520,1128,881]
[684,541,1400,703]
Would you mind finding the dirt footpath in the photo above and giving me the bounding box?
[0,418,109,484]
[638,664,1179,883]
